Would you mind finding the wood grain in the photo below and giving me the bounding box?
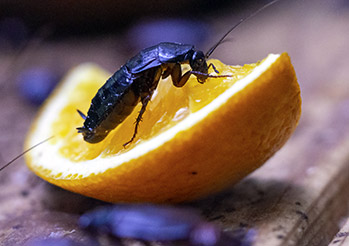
[329,218,349,246]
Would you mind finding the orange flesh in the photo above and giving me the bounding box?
[51,59,257,162]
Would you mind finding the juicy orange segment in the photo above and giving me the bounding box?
[25,53,301,203]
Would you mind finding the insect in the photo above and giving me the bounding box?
[1,1,279,244]
[76,0,280,146]
[0,1,281,172]
[76,43,228,146]
[25,204,255,246]
[78,204,256,246]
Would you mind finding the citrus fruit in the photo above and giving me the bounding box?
[24,53,301,203]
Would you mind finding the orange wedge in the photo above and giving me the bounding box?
[24,53,301,203]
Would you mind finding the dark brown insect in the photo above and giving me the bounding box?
[76,43,228,146]
[76,0,280,146]
[79,204,256,245]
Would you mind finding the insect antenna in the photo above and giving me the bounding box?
[205,0,281,58]
[0,136,54,172]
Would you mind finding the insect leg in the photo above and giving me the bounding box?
[123,94,152,147]
[168,63,231,86]
[161,64,175,79]
[170,63,192,88]
[208,63,220,74]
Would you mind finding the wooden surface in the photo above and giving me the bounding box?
[329,218,349,245]
[1,0,349,245]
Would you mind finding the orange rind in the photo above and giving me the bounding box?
[25,53,301,203]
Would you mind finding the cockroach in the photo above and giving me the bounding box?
[78,204,256,245]
[76,43,228,146]
[76,0,281,146]
[25,204,256,245]
[0,0,281,173]
[0,2,279,244]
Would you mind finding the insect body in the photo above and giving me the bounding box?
[0,0,281,172]
[79,204,255,245]
[76,1,280,146]
[77,42,227,145]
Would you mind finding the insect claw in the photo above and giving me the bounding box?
[77,109,87,120]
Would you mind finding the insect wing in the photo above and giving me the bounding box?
[157,42,194,63]
[126,42,195,74]
[126,45,162,74]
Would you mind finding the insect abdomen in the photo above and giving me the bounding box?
[79,67,139,143]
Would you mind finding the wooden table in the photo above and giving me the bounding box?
[0,0,349,245]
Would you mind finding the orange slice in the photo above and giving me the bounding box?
[24,53,301,203]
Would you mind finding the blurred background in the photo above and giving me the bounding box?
[0,0,349,245]
[0,0,348,104]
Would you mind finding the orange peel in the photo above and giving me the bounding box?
[25,53,301,203]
